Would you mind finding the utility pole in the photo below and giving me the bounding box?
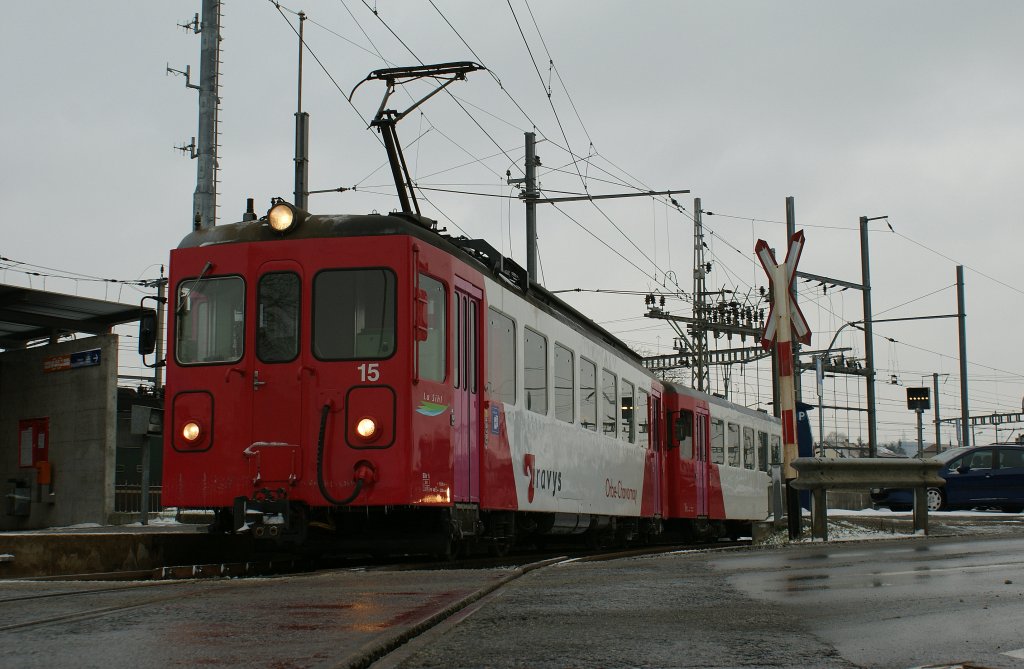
[511,130,686,288]
[933,372,941,452]
[957,265,970,448]
[294,12,309,210]
[525,132,539,283]
[691,198,709,392]
[193,0,222,230]
[860,215,886,457]
[506,132,540,283]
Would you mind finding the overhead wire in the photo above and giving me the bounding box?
[425,0,543,138]
[356,0,527,181]
[506,0,588,190]
[549,204,657,282]
[0,257,157,287]
[270,1,384,146]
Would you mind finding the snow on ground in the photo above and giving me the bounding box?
[828,507,1022,520]
[759,507,1024,546]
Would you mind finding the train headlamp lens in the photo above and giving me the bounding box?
[356,418,377,439]
[182,422,201,442]
[268,203,295,232]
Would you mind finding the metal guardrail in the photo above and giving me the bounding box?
[790,457,945,539]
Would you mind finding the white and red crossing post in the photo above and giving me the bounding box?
[756,231,811,538]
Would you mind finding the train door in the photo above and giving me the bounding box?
[452,278,482,503]
[649,391,663,517]
[695,409,709,517]
[248,261,305,482]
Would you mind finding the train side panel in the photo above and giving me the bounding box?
[480,278,653,520]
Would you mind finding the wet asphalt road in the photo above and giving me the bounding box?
[3,525,1024,668]
[382,534,1024,669]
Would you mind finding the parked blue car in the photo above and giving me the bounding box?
[870,444,1024,512]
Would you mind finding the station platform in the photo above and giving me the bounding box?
[0,510,1017,579]
[0,520,254,578]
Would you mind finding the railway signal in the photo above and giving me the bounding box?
[756,230,812,539]
[907,387,931,457]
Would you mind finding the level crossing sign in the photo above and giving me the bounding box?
[755,230,812,350]
[755,229,812,502]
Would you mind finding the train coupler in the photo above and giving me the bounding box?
[233,492,307,543]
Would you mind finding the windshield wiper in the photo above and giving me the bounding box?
[176,261,213,314]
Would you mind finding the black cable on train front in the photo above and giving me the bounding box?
[316,403,364,506]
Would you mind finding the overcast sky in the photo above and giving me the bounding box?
[2,1,1022,446]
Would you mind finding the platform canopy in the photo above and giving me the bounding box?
[0,284,151,349]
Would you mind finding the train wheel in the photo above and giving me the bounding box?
[483,511,516,557]
[434,535,464,561]
[432,510,464,560]
[488,536,514,557]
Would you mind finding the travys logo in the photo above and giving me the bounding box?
[523,453,562,503]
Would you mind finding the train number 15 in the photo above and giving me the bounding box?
[358,363,381,382]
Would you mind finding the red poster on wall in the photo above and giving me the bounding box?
[18,418,49,468]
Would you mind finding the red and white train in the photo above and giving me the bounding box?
[161,202,781,554]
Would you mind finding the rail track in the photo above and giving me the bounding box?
[0,580,213,633]
[360,541,753,669]
[0,541,752,666]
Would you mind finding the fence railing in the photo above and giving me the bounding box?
[114,485,163,514]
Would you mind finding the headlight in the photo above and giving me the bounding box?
[267,202,296,232]
[356,417,377,440]
[182,421,202,442]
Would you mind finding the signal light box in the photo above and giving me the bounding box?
[906,387,931,411]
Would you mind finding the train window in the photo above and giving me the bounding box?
[487,308,516,404]
[418,274,446,382]
[743,427,755,470]
[758,431,770,472]
[313,269,395,360]
[175,276,244,365]
[727,423,740,467]
[524,328,548,415]
[256,272,300,363]
[554,343,574,423]
[676,410,694,459]
[620,380,635,442]
[580,358,597,431]
[602,370,617,436]
[770,434,782,466]
[636,390,649,444]
[711,418,725,464]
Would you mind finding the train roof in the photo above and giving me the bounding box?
[662,377,780,424]
[176,211,646,366]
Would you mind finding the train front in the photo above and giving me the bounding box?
[162,203,453,546]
